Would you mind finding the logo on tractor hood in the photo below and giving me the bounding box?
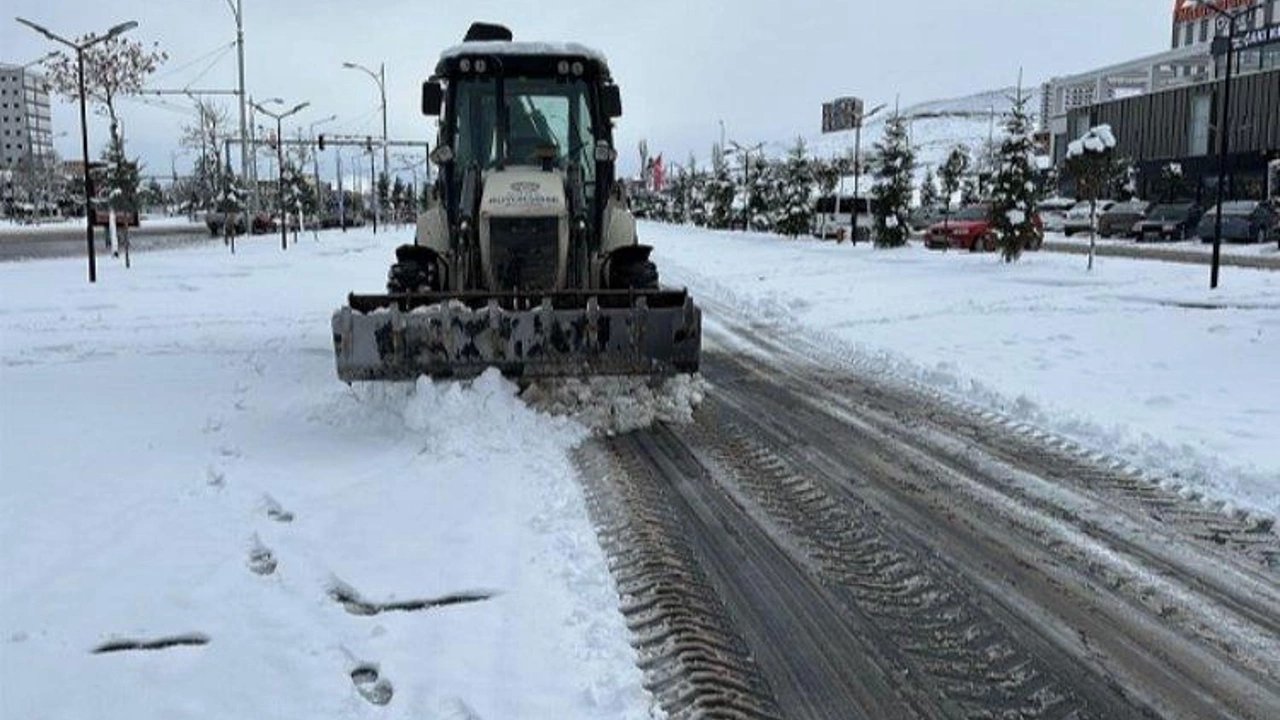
[486,178,561,210]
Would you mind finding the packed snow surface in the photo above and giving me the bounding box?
[642,221,1280,519]
[0,231,653,718]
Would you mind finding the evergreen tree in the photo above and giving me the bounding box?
[375,172,390,211]
[391,177,407,221]
[870,115,915,247]
[706,148,735,229]
[939,145,971,213]
[960,174,982,205]
[919,166,940,210]
[988,89,1041,262]
[775,138,815,237]
[101,133,140,215]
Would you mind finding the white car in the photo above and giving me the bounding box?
[1062,200,1115,236]
[1037,197,1076,233]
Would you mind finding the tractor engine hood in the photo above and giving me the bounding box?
[479,168,571,292]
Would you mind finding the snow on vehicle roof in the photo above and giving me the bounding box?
[441,41,608,65]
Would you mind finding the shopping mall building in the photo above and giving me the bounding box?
[1043,0,1280,200]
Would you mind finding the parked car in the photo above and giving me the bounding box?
[250,212,278,234]
[205,211,247,236]
[1097,201,1152,238]
[909,205,948,232]
[1135,203,1202,241]
[91,208,140,228]
[1037,197,1076,233]
[1195,201,1279,244]
[1062,200,1115,236]
[923,203,1044,252]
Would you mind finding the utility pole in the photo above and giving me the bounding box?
[1203,0,1243,290]
[227,0,249,212]
[336,150,346,232]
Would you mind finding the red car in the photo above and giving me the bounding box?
[924,203,1043,252]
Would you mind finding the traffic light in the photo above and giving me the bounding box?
[317,134,326,151]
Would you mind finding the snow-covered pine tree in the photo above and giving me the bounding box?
[706,148,735,229]
[870,114,915,247]
[774,138,815,237]
[960,174,982,205]
[919,166,940,210]
[988,88,1040,262]
[939,145,970,213]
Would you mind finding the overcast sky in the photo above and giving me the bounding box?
[3,0,1177,180]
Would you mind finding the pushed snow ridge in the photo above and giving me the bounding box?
[523,373,710,435]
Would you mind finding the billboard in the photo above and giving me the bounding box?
[822,97,865,133]
[1173,0,1256,24]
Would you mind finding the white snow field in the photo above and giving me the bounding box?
[642,221,1280,520]
[0,232,653,719]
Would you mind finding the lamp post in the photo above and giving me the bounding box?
[15,17,138,283]
[1196,0,1247,290]
[851,103,886,244]
[220,0,250,213]
[251,100,309,250]
[343,61,388,229]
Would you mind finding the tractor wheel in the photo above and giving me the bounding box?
[981,233,998,252]
[386,245,441,293]
[610,258,660,290]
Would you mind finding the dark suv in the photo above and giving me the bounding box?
[1097,201,1151,239]
[1135,203,1202,241]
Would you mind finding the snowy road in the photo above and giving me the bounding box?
[589,305,1280,719]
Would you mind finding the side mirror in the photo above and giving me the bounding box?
[600,85,622,119]
[430,144,454,165]
[422,81,443,117]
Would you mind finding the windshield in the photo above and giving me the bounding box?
[1149,204,1191,220]
[452,77,596,176]
[1207,202,1258,216]
[952,205,989,221]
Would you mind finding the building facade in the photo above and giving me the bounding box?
[1065,68,1280,201]
[1045,1,1280,200]
[0,63,54,172]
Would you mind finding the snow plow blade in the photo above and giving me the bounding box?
[332,289,701,382]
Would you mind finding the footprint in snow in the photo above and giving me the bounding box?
[247,535,277,576]
[206,465,226,488]
[262,494,295,523]
[351,664,394,706]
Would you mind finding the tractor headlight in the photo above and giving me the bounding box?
[557,60,570,75]
[459,58,472,73]
[572,61,584,76]
[475,59,487,73]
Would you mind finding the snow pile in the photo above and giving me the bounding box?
[523,374,710,435]
[1066,124,1116,158]
[0,230,653,719]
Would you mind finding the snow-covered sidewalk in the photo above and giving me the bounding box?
[0,231,651,718]
[644,221,1280,519]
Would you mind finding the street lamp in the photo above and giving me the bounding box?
[343,61,388,230]
[251,99,309,250]
[1194,0,1247,289]
[21,51,58,69]
[15,16,137,283]
[851,103,886,244]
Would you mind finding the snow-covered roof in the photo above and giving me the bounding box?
[441,41,608,65]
